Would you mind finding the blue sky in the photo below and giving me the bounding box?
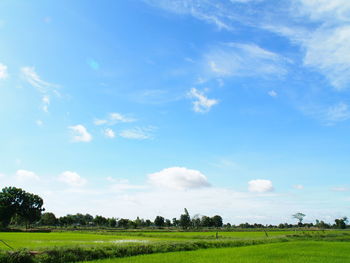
[0,0,350,224]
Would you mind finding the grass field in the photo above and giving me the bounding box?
[0,230,349,262]
[86,241,350,263]
[0,230,297,250]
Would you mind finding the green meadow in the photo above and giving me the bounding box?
[0,230,295,250]
[86,241,350,263]
[1,230,350,262]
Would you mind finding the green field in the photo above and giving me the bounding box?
[0,230,296,250]
[87,241,350,263]
[0,230,349,262]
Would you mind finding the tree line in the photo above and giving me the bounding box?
[0,187,348,230]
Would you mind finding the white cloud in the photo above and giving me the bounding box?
[248,179,273,193]
[42,95,50,112]
[206,43,288,78]
[325,102,350,122]
[120,127,155,140]
[302,26,350,90]
[293,184,304,190]
[69,125,92,142]
[21,67,60,112]
[15,169,40,182]
[94,112,136,126]
[304,102,350,124]
[104,128,115,138]
[148,167,210,190]
[58,171,87,187]
[268,90,278,97]
[0,63,8,79]
[0,173,5,178]
[297,0,350,24]
[188,88,218,113]
[270,1,350,90]
[21,67,58,93]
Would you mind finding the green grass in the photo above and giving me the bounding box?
[0,230,347,250]
[86,241,350,263]
[0,232,152,250]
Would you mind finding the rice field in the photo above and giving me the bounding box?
[85,241,350,263]
[0,230,349,262]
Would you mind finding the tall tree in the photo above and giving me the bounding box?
[179,208,191,229]
[211,215,223,228]
[292,212,306,225]
[0,187,44,228]
[154,216,165,228]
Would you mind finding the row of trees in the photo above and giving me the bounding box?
[38,208,223,229]
[1,187,348,230]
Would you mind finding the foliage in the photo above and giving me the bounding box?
[292,213,306,224]
[154,216,165,228]
[0,187,44,229]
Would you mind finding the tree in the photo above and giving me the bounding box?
[154,216,165,228]
[108,218,117,227]
[201,216,212,227]
[118,218,130,228]
[211,215,223,228]
[292,212,305,225]
[0,187,44,228]
[179,208,191,229]
[40,212,57,226]
[334,217,348,229]
[93,215,108,226]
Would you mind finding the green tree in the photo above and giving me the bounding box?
[0,187,44,228]
[292,212,305,225]
[93,215,108,226]
[211,215,223,228]
[154,216,165,228]
[200,216,212,227]
[179,208,191,229]
[334,217,347,229]
[108,218,117,227]
[40,212,57,226]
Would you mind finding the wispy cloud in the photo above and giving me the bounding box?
[0,63,8,79]
[188,88,218,113]
[267,1,350,90]
[94,112,136,126]
[69,125,92,142]
[21,67,60,112]
[21,67,59,93]
[325,102,350,122]
[120,126,155,140]
[103,128,115,138]
[205,43,288,78]
[302,102,350,124]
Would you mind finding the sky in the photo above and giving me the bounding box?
[0,0,350,224]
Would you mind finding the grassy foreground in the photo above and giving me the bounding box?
[86,241,350,263]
